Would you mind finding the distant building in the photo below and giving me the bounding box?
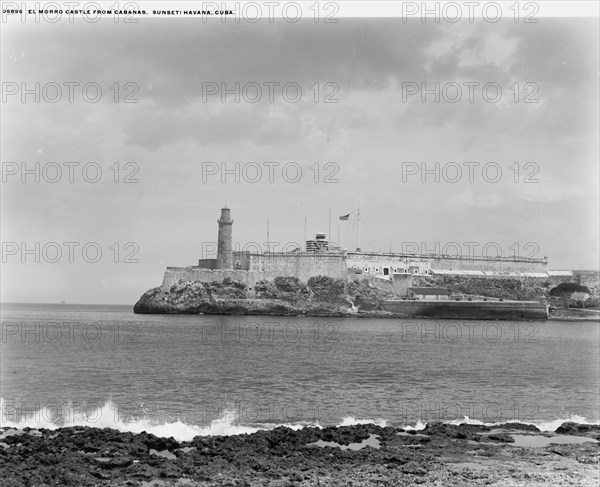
[408,287,452,300]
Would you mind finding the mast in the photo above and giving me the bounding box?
[266,218,270,252]
[356,207,361,250]
[304,216,307,250]
[328,207,331,251]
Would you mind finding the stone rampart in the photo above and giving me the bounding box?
[246,253,348,281]
[347,251,547,273]
[161,267,265,291]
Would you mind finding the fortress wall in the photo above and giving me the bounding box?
[346,252,547,273]
[198,259,218,270]
[348,254,419,265]
[430,257,547,273]
[347,255,430,273]
[232,251,252,271]
[161,267,265,290]
[248,253,348,281]
[573,270,600,294]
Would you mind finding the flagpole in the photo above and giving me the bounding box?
[356,206,361,250]
[267,218,270,253]
[338,224,341,250]
[328,207,331,251]
[304,216,307,251]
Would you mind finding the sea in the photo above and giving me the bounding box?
[1,303,599,441]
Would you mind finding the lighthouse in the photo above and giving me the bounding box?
[216,206,233,269]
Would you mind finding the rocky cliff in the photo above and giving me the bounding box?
[134,276,394,315]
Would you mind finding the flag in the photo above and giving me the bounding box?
[339,214,350,221]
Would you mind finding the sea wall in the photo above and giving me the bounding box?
[381,300,548,320]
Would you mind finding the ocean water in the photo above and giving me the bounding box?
[1,303,598,441]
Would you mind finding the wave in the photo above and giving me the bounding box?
[444,414,599,432]
[1,398,597,442]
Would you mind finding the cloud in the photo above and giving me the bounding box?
[1,17,598,303]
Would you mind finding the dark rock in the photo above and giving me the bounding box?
[307,275,347,303]
[555,422,600,436]
[495,422,541,432]
[401,462,428,475]
[1,422,599,486]
[487,434,515,443]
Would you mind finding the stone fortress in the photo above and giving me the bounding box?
[159,207,595,297]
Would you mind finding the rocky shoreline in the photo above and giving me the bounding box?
[134,276,400,317]
[1,421,598,486]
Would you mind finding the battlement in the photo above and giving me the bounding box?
[347,251,547,274]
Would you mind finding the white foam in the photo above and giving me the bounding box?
[521,415,599,432]
[337,416,388,427]
[0,399,262,441]
[402,415,600,433]
[403,419,427,431]
[1,398,597,441]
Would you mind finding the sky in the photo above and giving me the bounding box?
[1,14,599,304]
